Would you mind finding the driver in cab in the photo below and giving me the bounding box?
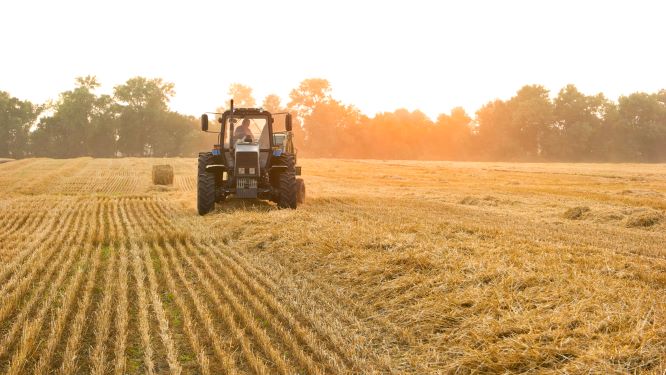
[234,118,254,143]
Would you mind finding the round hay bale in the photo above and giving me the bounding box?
[152,164,174,185]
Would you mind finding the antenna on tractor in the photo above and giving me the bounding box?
[229,99,235,125]
[228,99,236,129]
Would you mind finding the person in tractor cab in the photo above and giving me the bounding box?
[234,118,254,143]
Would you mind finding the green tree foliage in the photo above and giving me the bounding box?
[30,76,197,158]
[114,77,193,156]
[507,85,554,158]
[114,77,173,156]
[476,99,517,159]
[0,92,39,158]
[151,112,201,156]
[87,94,118,157]
[476,85,553,160]
[616,91,666,161]
[3,76,665,161]
[541,85,609,161]
[32,76,114,157]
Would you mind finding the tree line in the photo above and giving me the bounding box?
[284,80,666,162]
[1,77,665,161]
[1,76,201,158]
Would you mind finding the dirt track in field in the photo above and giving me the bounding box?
[0,157,665,374]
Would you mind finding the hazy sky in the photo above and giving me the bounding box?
[1,0,664,119]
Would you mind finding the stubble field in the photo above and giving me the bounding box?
[0,157,664,374]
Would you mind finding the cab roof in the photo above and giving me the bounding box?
[224,108,271,116]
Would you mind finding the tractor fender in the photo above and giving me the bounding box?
[270,165,301,175]
[205,164,226,173]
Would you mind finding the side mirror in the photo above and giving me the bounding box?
[201,114,208,131]
[285,113,293,132]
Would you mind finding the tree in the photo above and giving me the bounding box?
[302,100,365,157]
[4,75,664,161]
[475,85,554,160]
[32,76,110,157]
[227,83,256,107]
[288,78,332,120]
[114,77,176,156]
[508,85,554,158]
[541,85,608,161]
[87,94,118,157]
[285,79,337,154]
[616,92,666,161]
[33,76,198,158]
[262,94,283,113]
[363,109,434,160]
[475,99,516,159]
[0,92,39,158]
[150,112,200,156]
[114,77,174,111]
[434,107,472,159]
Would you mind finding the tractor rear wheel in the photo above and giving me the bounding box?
[278,154,298,209]
[197,152,216,215]
[296,178,306,204]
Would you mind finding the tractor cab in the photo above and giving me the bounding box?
[220,109,272,175]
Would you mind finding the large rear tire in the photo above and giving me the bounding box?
[278,154,298,209]
[197,152,216,215]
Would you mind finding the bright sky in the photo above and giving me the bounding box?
[1,0,664,120]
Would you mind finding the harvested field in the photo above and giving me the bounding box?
[0,157,664,374]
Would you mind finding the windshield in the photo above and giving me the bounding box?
[224,116,269,149]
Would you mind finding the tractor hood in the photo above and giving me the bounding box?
[234,143,260,198]
[235,143,260,176]
[235,143,260,153]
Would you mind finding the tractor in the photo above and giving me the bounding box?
[197,100,305,215]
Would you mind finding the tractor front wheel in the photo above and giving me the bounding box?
[197,152,216,215]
